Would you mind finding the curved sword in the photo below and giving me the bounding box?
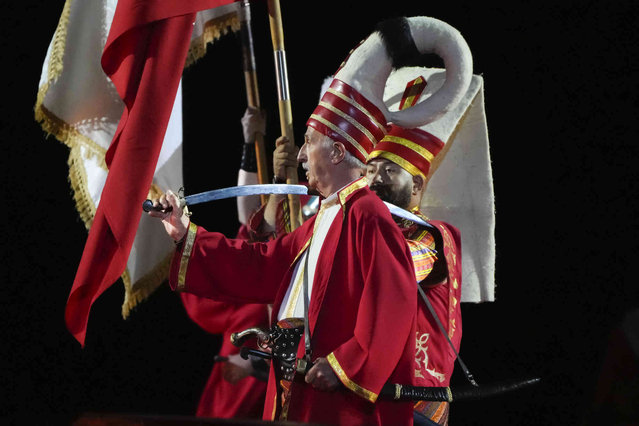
[142,184,308,213]
[143,184,435,231]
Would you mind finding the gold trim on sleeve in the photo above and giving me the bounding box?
[327,352,378,403]
[177,222,198,291]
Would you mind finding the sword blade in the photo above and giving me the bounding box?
[185,184,308,206]
[145,184,432,233]
[383,201,435,230]
[143,184,308,213]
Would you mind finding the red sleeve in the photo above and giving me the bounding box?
[168,220,312,305]
[179,293,236,335]
[327,199,417,402]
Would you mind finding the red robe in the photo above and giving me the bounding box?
[169,178,418,425]
[180,294,269,419]
[180,223,270,419]
[404,217,462,425]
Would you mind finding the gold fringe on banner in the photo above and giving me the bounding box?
[185,12,241,67]
[121,251,173,319]
[35,2,243,321]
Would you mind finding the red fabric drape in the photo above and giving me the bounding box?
[65,0,236,346]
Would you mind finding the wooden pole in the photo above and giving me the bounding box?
[266,0,302,230]
[239,0,269,204]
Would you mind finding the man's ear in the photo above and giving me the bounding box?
[412,174,425,195]
[330,142,346,164]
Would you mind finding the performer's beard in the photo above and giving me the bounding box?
[370,182,412,209]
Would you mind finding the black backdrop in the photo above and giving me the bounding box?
[3,0,639,424]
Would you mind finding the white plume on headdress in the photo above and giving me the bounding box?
[318,75,333,102]
[334,16,473,129]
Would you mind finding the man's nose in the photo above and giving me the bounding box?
[297,143,307,163]
[371,170,383,183]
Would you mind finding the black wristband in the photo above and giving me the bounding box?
[273,175,287,184]
[240,143,258,173]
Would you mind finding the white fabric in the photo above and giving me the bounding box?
[278,196,340,320]
[382,68,495,303]
[334,17,472,129]
[192,2,241,39]
[36,0,233,313]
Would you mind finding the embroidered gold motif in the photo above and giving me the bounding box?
[415,331,446,383]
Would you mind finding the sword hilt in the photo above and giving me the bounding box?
[142,199,172,213]
[143,188,186,213]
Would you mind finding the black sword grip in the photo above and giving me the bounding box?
[379,383,452,402]
[142,199,173,213]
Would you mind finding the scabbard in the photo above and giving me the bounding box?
[379,377,541,402]
[380,384,453,402]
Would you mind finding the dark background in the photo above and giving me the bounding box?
[3,0,639,424]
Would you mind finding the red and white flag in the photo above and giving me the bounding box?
[35,0,240,346]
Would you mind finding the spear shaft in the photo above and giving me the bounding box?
[266,0,302,230]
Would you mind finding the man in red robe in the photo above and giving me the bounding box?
[152,130,417,425]
[367,134,461,426]
[149,16,480,424]
[366,65,488,424]
[149,66,420,426]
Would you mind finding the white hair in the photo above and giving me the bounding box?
[320,136,365,171]
[342,150,365,171]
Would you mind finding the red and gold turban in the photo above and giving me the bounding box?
[307,79,388,163]
[306,16,473,164]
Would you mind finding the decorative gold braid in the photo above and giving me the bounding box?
[378,135,435,162]
[185,13,241,68]
[326,352,378,403]
[177,222,198,291]
[326,88,387,134]
[337,178,367,210]
[309,113,368,160]
[369,151,425,179]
